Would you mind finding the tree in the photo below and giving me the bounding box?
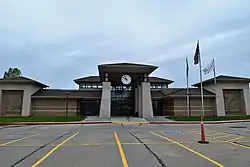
[3,67,22,78]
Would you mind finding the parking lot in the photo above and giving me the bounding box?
[0,122,250,167]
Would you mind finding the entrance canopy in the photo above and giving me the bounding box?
[98,63,158,84]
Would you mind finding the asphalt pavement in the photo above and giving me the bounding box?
[0,122,250,167]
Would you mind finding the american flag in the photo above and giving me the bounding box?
[194,41,200,65]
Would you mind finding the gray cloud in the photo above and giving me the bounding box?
[1,0,250,88]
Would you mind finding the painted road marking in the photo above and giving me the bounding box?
[225,136,244,142]
[165,131,184,135]
[32,132,78,167]
[0,133,42,146]
[0,140,227,147]
[114,131,129,167]
[195,131,250,149]
[205,132,226,137]
[213,134,235,139]
[222,140,250,149]
[151,132,225,167]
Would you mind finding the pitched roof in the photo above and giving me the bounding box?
[192,75,250,87]
[74,76,100,84]
[98,62,158,80]
[32,89,101,98]
[74,75,174,84]
[0,76,49,88]
[98,62,157,68]
[149,77,174,84]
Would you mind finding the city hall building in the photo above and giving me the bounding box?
[0,63,250,118]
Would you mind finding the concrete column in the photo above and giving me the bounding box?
[138,84,143,117]
[0,90,2,115]
[134,87,138,116]
[215,89,226,116]
[21,91,32,116]
[243,89,250,115]
[99,82,111,118]
[141,82,153,118]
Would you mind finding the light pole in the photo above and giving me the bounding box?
[65,92,70,116]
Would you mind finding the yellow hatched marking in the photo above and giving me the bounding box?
[225,136,244,142]
[0,133,42,146]
[213,134,235,139]
[151,132,225,167]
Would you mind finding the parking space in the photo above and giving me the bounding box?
[0,123,250,167]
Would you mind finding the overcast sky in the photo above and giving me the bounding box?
[1,0,250,88]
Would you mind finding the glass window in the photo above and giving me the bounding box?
[97,83,102,88]
[79,83,85,89]
[86,84,91,88]
[92,83,97,88]
[162,84,168,88]
[156,84,161,89]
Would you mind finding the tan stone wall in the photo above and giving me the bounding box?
[162,96,216,116]
[223,89,245,115]
[204,82,250,116]
[0,83,40,116]
[1,90,23,116]
[32,99,78,116]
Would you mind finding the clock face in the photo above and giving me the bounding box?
[121,74,132,85]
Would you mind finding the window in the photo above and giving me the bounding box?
[162,84,168,88]
[150,83,168,89]
[79,83,102,89]
[92,84,97,88]
[156,84,161,89]
[97,83,102,88]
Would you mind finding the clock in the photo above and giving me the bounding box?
[121,74,132,85]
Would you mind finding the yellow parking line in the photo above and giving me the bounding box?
[32,132,78,167]
[213,134,235,139]
[205,133,250,149]
[151,132,224,167]
[0,133,42,146]
[206,132,226,137]
[114,131,128,167]
[222,140,250,149]
[225,136,244,142]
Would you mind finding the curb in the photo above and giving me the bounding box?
[0,121,112,126]
[149,120,250,125]
[1,120,250,126]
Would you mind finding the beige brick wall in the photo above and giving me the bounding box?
[32,99,78,116]
[162,96,216,116]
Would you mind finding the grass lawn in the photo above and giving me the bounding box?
[0,116,85,122]
[168,115,250,121]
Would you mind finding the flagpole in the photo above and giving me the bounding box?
[198,48,204,117]
[186,57,190,118]
[197,41,209,144]
[213,58,217,84]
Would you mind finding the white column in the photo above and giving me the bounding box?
[99,82,111,118]
[243,89,250,115]
[215,89,226,116]
[141,82,153,118]
[21,91,32,116]
[0,90,2,115]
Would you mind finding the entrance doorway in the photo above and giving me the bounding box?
[79,99,100,116]
[111,85,135,116]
